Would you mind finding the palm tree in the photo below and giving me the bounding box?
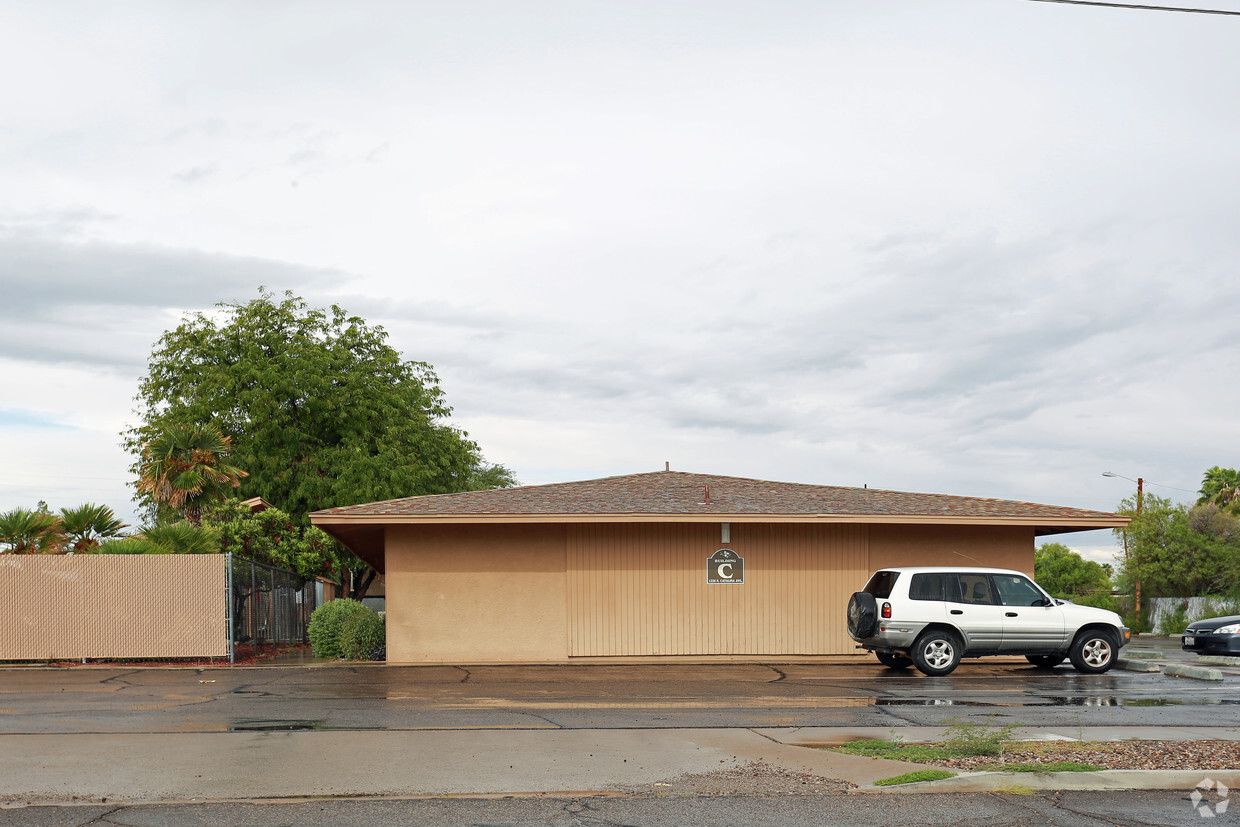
[99,522,220,555]
[58,504,129,552]
[1198,466,1240,512]
[0,508,65,554]
[137,423,249,524]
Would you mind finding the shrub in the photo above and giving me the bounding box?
[340,609,386,661]
[307,599,369,659]
[940,717,1018,757]
[1157,602,1190,637]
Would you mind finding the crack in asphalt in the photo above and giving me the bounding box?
[764,665,788,682]
[561,797,640,826]
[1032,790,1171,826]
[74,803,124,825]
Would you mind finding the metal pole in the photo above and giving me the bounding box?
[227,552,235,665]
[251,560,257,658]
[1134,478,1144,632]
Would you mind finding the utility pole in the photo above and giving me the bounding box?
[1134,477,1143,632]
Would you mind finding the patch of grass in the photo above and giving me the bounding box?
[831,717,1019,762]
[874,769,956,786]
[829,738,951,764]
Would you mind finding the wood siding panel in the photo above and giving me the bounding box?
[567,523,869,656]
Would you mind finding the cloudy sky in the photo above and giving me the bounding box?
[3,0,1237,563]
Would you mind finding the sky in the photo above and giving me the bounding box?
[3,0,1238,566]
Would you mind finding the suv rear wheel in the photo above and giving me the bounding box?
[911,629,962,676]
[1069,630,1117,674]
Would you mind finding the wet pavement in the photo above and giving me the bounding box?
[0,636,1237,735]
[2,635,1238,805]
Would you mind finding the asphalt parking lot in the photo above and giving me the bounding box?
[2,636,1238,813]
[1,635,1235,734]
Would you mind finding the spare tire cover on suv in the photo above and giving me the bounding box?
[848,592,878,638]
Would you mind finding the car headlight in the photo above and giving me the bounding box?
[1211,624,1240,635]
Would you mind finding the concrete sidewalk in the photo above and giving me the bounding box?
[3,725,1238,804]
[0,728,924,804]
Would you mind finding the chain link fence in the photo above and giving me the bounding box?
[227,554,320,663]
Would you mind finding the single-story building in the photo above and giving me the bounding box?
[310,470,1127,664]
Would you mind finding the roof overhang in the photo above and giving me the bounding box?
[312,512,1130,572]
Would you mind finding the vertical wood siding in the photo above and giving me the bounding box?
[566,522,869,656]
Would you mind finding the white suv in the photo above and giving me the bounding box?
[847,566,1130,676]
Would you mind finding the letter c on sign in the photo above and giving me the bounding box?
[718,563,733,579]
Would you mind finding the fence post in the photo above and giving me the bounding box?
[226,552,235,665]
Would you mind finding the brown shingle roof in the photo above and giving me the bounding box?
[311,470,1123,528]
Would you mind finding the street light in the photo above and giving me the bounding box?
[1102,472,1144,631]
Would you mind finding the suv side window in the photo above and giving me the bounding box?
[993,573,1048,607]
[908,572,946,601]
[863,571,899,599]
[951,573,996,605]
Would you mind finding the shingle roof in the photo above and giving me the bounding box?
[310,470,1123,527]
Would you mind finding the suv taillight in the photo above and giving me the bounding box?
[881,602,891,619]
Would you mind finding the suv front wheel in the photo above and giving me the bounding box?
[911,630,962,676]
[1069,630,1117,674]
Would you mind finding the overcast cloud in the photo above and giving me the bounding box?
[3,0,1238,563]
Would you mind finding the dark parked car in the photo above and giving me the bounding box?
[1182,615,1240,656]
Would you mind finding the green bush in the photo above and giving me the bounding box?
[940,717,1018,757]
[307,599,370,659]
[340,609,386,661]
[1157,602,1191,637]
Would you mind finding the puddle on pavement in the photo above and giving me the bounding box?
[876,696,1239,707]
[228,719,382,731]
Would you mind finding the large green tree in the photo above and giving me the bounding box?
[1114,493,1240,599]
[123,290,513,594]
[1033,542,1112,598]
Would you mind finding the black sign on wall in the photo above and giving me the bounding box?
[707,548,744,584]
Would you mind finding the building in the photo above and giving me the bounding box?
[310,471,1126,663]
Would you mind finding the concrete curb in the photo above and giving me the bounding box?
[1115,658,1161,672]
[1165,663,1224,681]
[859,769,1240,793]
[1120,650,1165,660]
[1199,656,1240,666]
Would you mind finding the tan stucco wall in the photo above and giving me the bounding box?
[385,524,568,663]
[868,524,1034,576]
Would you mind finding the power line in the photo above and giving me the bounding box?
[1027,0,1240,15]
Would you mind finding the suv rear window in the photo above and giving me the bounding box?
[863,570,900,599]
[908,572,947,601]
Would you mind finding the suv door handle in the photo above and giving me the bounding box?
[1005,612,1018,617]
[950,609,963,615]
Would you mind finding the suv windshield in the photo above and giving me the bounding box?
[863,570,899,599]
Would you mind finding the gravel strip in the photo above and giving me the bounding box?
[620,741,1240,797]
[914,740,1240,772]
[624,761,856,797]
